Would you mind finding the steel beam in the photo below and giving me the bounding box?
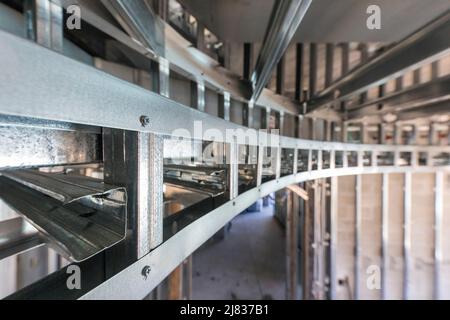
[348,75,450,120]
[308,10,450,112]
[403,172,412,300]
[295,43,304,101]
[250,0,312,102]
[434,171,444,300]
[100,0,165,57]
[309,43,317,98]
[286,189,299,300]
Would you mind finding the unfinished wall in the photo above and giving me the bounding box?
[410,173,435,299]
[335,172,449,300]
[359,174,382,300]
[386,173,404,299]
[336,176,356,300]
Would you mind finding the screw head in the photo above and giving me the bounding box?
[140,115,150,127]
[142,265,151,280]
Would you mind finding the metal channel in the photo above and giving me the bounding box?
[250,0,312,102]
[329,176,338,300]
[100,0,165,56]
[381,173,389,300]
[0,170,127,262]
[403,172,412,300]
[434,171,444,300]
[354,174,362,300]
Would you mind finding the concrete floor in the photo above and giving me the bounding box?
[192,203,286,300]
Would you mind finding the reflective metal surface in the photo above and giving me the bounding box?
[101,0,165,57]
[0,217,44,261]
[250,0,311,102]
[0,170,127,262]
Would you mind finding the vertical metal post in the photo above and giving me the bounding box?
[340,43,350,117]
[276,56,286,95]
[190,80,205,112]
[158,57,170,98]
[358,44,368,104]
[279,112,285,136]
[25,0,63,52]
[434,171,444,300]
[342,122,348,143]
[266,108,272,130]
[403,172,412,300]
[243,43,254,80]
[183,256,193,300]
[309,43,317,98]
[413,68,421,85]
[325,44,335,88]
[276,145,282,180]
[196,21,206,53]
[354,175,362,300]
[429,123,437,146]
[229,137,239,200]
[330,176,338,299]
[244,101,254,128]
[295,43,304,101]
[286,190,299,300]
[381,173,389,300]
[103,130,164,260]
[395,77,404,91]
[431,61,439,80]
[341,43,350,75]
[151,57,170,98]
[152,0,169,21]
[219,92,231,121]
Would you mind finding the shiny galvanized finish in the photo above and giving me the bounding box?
[0,170,127,262]
[0,125,101,170]
[100,0,165,57]
[251,0,312,102]
[329,176,338,300]
[25,0,63,52]
[0,217,44,261]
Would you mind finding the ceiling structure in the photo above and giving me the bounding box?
[178,0,450,43]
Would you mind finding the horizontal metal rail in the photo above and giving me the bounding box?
[1,30,449,153]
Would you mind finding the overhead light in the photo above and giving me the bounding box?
[383,113,397,123]
[430,114,449,123]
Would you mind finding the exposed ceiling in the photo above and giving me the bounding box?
[178,0,450,43]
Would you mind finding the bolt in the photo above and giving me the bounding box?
[142,265,151,280]
[140,115,150,127]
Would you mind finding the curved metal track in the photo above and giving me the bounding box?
[81,161,449,299]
